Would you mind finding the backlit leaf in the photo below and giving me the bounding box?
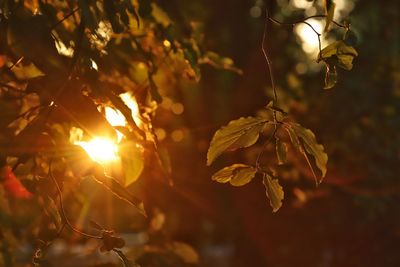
[207,117,268,165]
[212,164,257,187]
[120,141,144,186]
[11,63,44,80]
[151,3,172,27]
[262,174,284,212]
[324,0,336,32]
[285,125,301,150]
[324,64,337,89]
[319,41,358,70]
[275,138,287,165]
[288,122,328,181]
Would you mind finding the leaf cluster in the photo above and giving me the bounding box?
[207,115,328,212]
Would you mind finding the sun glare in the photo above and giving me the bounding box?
[71,93,142,164]
[294,18,324,55]
[120,92,142,127]
[76,137,119,164]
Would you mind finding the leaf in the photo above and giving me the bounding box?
[318,41,358,70]
[207,117,268,165]
[91,165,146,217]
[11,63,44,80]
[324,64,337,89]
[324,0,336,32]
[212,164,257,187]
[262,174,284,212]
[123,0,140,27]
[99,87,143,134]
[7,15,66,74]
[285,125,301,150]
[275,138,287,165]
[120,141,144,186]
[151,3,172,27]
[288,123,328,182]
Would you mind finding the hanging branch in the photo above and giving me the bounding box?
[255,7,348,169]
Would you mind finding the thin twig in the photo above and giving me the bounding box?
[256,8,282,170]
[268,14,347,29]
[262,8,278,105]
[7,57,24,71]
[268,13,349,60]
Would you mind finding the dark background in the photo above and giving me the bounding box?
[149,0,400,266]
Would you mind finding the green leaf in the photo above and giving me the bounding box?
[120,141,144,186]
[319,41,358,70]
[275,138,287,165]
[207,117,268,165]
[262,174,284,212]
[324,0,336,32]
[324,64,338,89]
[212,164,257,187]
[288,123,328,181]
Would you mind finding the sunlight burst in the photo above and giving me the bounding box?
[71,93,142,164]
[76,137,119,164]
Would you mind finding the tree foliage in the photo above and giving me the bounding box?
[0,0,372,266]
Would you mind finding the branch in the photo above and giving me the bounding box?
[268,13,349,60]
[268,14,347,29]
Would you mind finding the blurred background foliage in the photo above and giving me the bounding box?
[0,0,399,266]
